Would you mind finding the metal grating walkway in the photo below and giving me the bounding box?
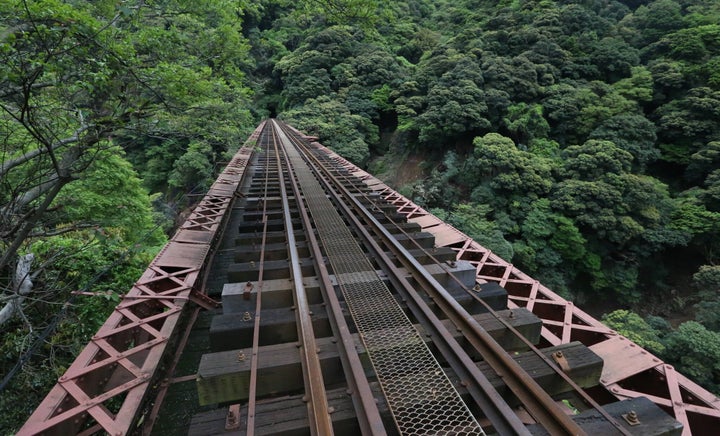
[275,124,484,435]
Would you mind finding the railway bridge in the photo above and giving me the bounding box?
[19,121,720,435]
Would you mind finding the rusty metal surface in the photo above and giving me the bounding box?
[591,336,662,385]
[18,122,266,436]
[153,243,209,268]
[245,125,278,435]
[172,229,214,244]
[304,128,720,436]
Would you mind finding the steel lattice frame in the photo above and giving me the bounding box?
[18,122,266,436]
[286,124,720,436]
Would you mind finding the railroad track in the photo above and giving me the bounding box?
[151,120,681,435]
[20,120,689,436]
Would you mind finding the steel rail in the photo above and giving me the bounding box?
[270,122,334,435]
[276,122,526,435]
[309,139,633,436]
[356,209,585,435]
[245,127,274,435]
[275,121,484,435]
[270,120,387,435]
[377,212,635,436]
[278,121,588,435]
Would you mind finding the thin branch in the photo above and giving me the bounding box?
[0,82,54,100]
[0,174,66,271]
[0,126,88,178]
[28,223,97,238]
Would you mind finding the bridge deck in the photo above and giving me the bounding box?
[18,121,716,435]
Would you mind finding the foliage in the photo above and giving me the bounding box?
[281,95,376,164]
[662,321,720,393]
[0,0,250,430]
[693,265,720,297]
[602,310,666,353]
[433,204,514,261]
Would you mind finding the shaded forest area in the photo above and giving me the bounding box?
[1,0,720,431]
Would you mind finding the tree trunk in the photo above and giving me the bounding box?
[0,254,35,327]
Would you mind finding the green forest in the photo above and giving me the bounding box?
[1,0,720,431]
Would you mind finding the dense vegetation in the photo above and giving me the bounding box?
[1,0,719,431]
[259,0,720,394]
[0,0,256,429]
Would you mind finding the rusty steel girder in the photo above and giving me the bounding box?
[17,122,266,436]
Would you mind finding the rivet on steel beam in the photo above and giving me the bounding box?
[508,311,515,319]
[473,283,481,291]
[346,389,353,395]
[243,312,252,322]
[237,352,245,361]
[328,407,336,414]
